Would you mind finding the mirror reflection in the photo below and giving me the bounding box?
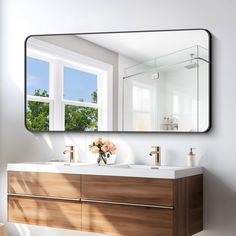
[25,29,210,132]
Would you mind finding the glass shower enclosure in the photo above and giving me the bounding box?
[122,45,209,132]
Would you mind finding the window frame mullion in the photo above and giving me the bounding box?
[52,60,64,131]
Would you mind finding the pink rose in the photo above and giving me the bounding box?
[95,138,103,145]
[101,143,110,153]
[103,139,111,145]
[109,143,117,152]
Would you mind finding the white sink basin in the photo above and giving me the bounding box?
[7,162,203,179]
[111,164,185,170]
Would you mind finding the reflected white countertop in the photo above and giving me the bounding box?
[7,162,203,179]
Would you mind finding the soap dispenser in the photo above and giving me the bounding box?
[187,148,196,167]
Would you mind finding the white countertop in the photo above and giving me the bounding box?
[7,162,203,179]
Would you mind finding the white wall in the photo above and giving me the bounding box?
[1,0,236,236]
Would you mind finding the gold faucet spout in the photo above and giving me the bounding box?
[63,146,75,163]
[149,146,161,166]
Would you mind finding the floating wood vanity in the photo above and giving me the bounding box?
[7,163,203,236]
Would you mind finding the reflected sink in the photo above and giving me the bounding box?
[111,164,185,170]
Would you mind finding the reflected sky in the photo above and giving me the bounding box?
[27,57,49,96]
[64,66,97,103]
[27,57,97,103]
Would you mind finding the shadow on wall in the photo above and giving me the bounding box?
[40,133,136,164]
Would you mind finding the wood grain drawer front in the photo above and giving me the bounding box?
[8,171,81,198]
[82,175,174,206]
[8,196,81,230]
[187,175,203,235]
[82,202,173,236]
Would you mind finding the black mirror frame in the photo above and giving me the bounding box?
[24,28,212,133]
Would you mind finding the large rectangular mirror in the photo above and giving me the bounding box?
[25,29,211,132]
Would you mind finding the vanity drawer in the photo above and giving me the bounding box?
[82,175,174,206]
[8,171,81,198]
[82,202,173,236]
[8,196,81,230]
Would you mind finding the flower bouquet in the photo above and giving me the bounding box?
[89,138,117,165]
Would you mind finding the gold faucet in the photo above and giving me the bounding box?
[63,146,75,163]
[149,146,161,166]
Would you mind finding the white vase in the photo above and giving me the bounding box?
[106,153,117,165]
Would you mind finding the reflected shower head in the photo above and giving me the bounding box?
[184,53,199,70]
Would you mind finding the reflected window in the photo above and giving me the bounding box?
[26,39,112,131]
[131,82,154,131]
[133,85,151,112]
[173,95,179,114]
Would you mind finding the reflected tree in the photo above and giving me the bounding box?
[26,90,49,131]
[26,89,98,131]
[65,90,98,131]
